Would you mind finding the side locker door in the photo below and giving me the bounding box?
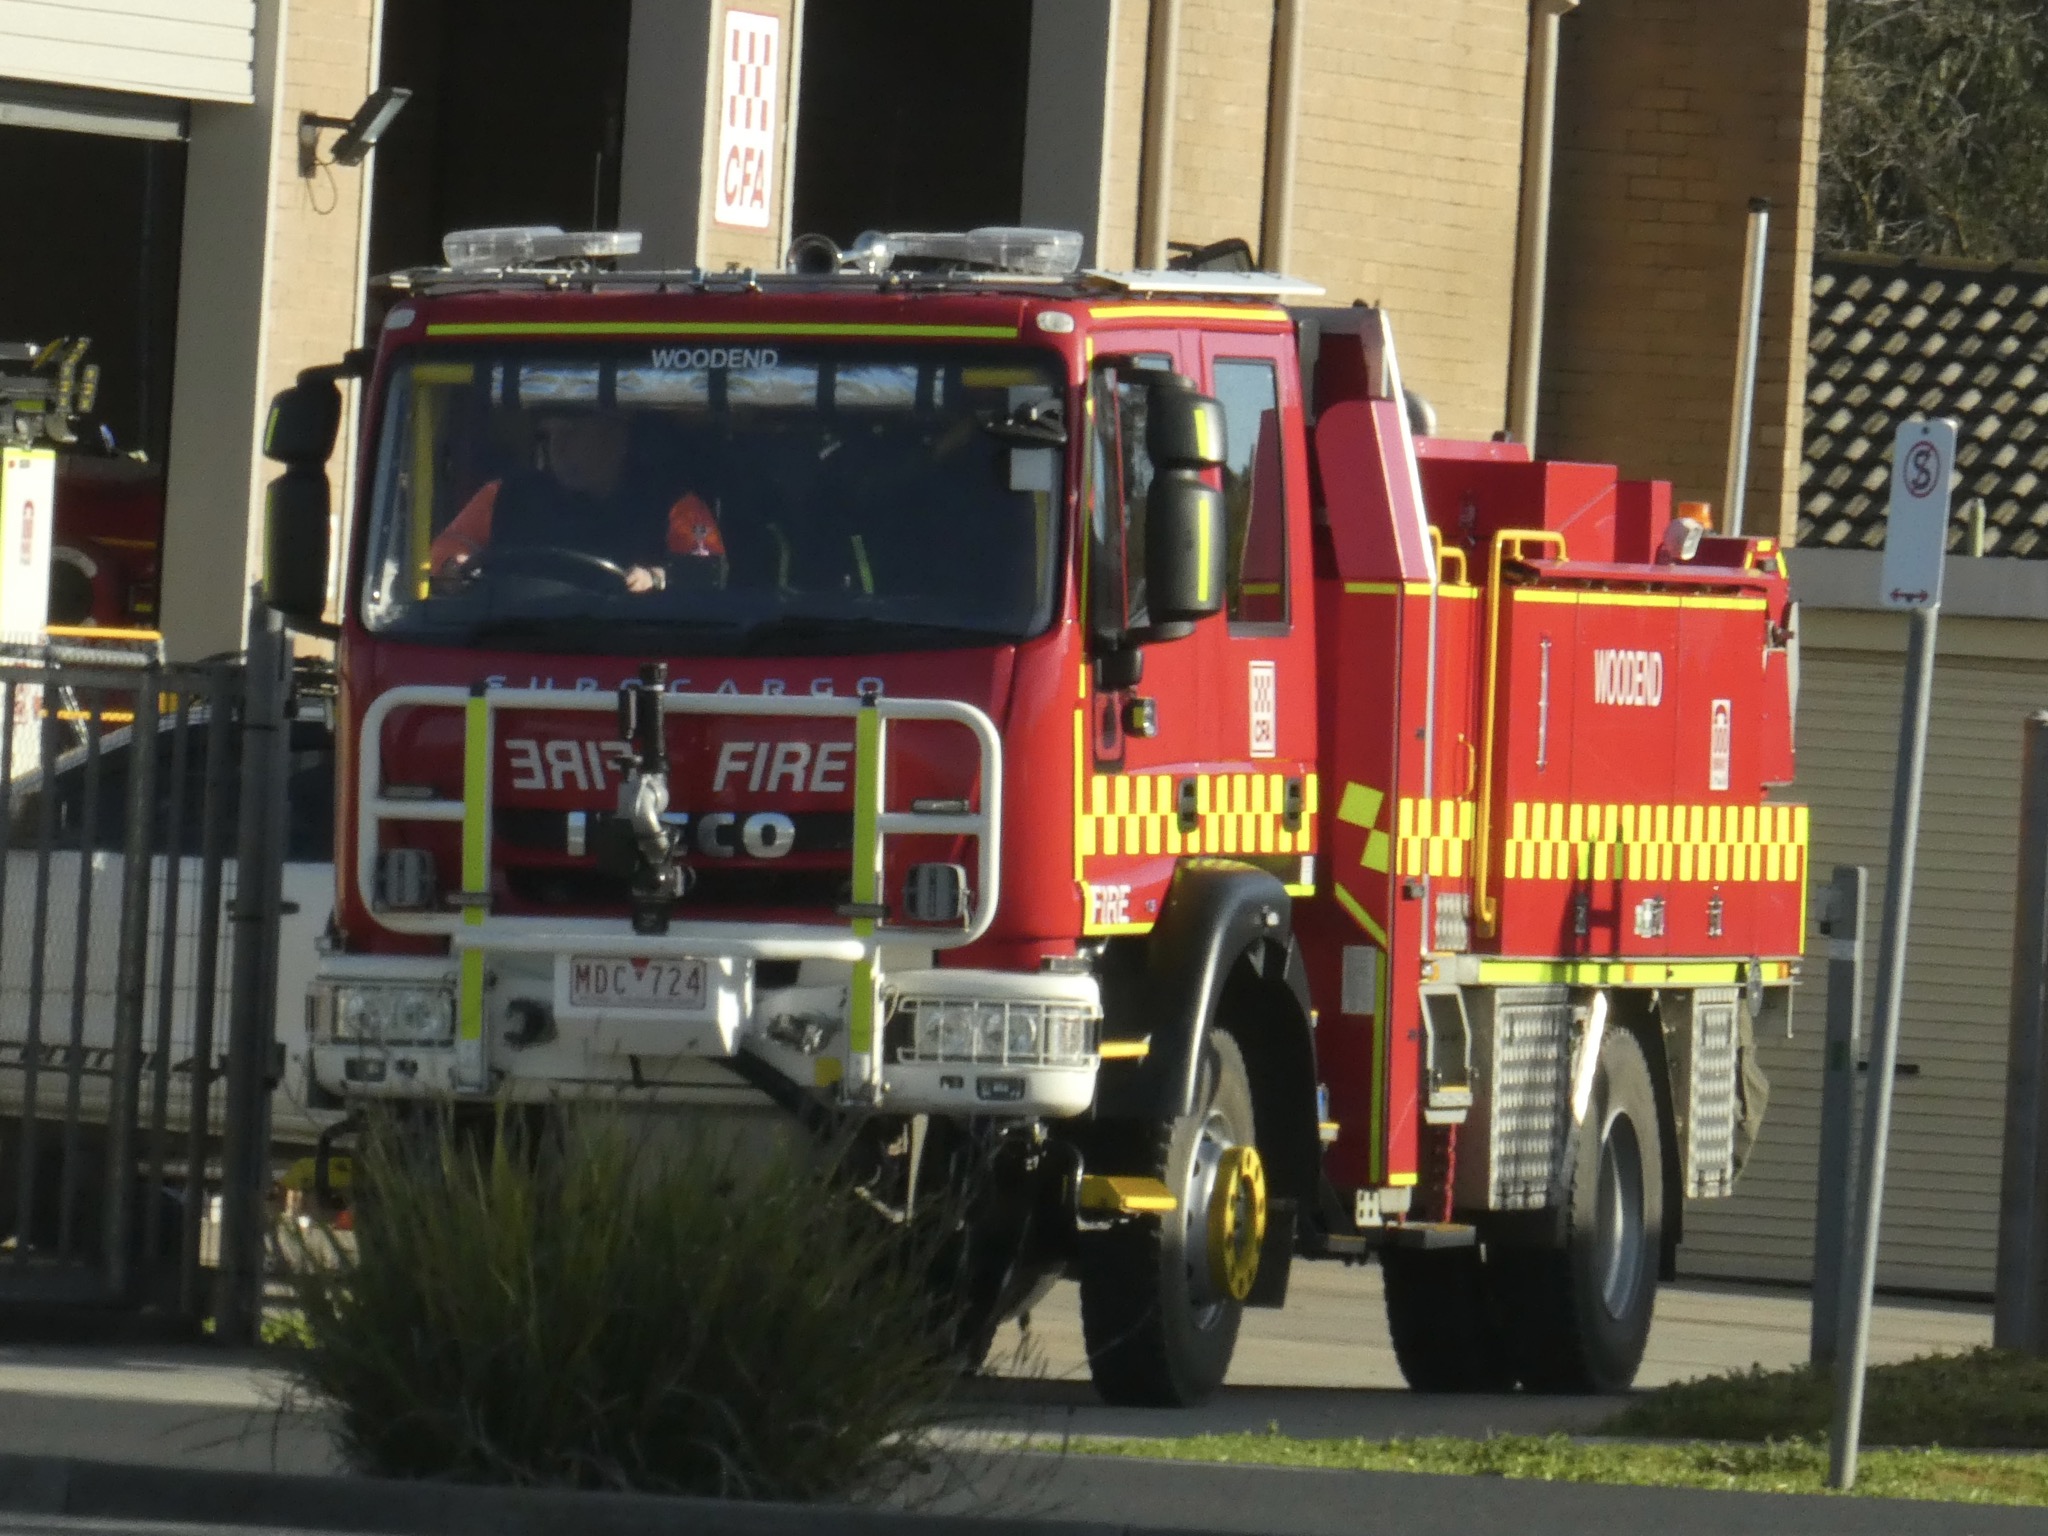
[1078,331,1200,937]
[1197,329,1318,897]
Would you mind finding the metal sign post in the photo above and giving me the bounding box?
[1810,864,1867,1368]
[1829,417,1954,1491]
[1995,712,2048,1354]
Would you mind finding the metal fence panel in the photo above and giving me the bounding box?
[0,632,284,1324]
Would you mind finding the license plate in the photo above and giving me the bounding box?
[567,956,708,1011]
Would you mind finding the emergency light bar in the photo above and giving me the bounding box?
[442,226,644,272]
[790,227,1084,279]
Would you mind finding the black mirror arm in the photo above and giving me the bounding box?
[277,613,341,641]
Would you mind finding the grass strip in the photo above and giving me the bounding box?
[1601,1349,2048,1448]
[1071,1432,2048,1506]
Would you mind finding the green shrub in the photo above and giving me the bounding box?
[282,1109,962,1501]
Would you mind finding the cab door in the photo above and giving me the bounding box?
[1196,329,1318,897]
[1077,326,1317,941]
[1078,330,1200,936]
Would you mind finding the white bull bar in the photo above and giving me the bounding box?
[355,684,1003,1094]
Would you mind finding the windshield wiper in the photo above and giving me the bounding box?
[738,616,1011,656]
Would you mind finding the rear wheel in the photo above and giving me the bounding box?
[1381,1243,1517,1392]
[1079,1027,1260,1407]
[1500,1026,1663,1393]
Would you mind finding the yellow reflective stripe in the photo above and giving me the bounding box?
[1085,304,1290,324]
[1196,505,1213,603]
[849,533,874,594]
[459,691,491,1045]
[1077,771,1315,861]
[848,701,883,1055]
[1476,959,1770,986]
[1499,799,1808,884]
[1332,882,1387,948]
[1342,581,1478,598]
[1514,589,1766,612]
[424,321,1019,339]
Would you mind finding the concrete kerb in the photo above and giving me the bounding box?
[0,1450,1253,1536]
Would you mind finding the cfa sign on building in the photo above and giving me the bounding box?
[714,10,779,230]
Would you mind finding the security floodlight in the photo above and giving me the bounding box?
[299,85,412,177]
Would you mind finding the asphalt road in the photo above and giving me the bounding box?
[0,1273,2008,1536]
[970,1263,1992,1442]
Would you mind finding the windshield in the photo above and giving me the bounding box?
[359,343,1068,654]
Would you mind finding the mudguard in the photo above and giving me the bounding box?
[1095,859,1295,1123]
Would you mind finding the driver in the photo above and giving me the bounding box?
[429,409,724,592]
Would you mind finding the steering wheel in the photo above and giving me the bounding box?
[461,544,634,592]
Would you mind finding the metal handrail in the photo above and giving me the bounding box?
[1473,529,1567,935]
[356,685,1003,957]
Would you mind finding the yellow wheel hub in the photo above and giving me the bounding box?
[1205,1144,1268,1303]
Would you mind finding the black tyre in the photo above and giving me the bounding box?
[1500,1025,1664,1394]
[1381,1244,1517,1392]
[1079,1027,1258,1407]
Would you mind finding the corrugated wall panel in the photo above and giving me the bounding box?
[0,0,254,104]
[1679,640,2048,1296]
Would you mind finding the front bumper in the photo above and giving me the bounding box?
[310,950,1103,1119]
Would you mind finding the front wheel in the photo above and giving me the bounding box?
[1498,1025,1664,1393]
[1078,1028,1262,1407]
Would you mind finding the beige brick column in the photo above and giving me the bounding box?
[1541,0,1826,538]
[160,0,383,661]
[1096,0,1530,440]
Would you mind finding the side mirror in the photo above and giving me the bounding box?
[1142,375,1227,629]
[263,374,342,464]
[260,367,346,632]
[1144,472,1227,627]
[263,468,331,627]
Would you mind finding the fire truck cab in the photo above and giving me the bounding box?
[263,225,1803,1406]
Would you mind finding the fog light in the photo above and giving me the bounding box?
[903,997,1097,1068]
[321,983,456,1045]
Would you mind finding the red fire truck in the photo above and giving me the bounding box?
[262,225,1803,1406]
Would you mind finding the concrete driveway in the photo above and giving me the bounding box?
[970,1263,1992,1441]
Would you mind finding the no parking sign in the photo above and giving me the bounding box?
[1880,417,1955,609]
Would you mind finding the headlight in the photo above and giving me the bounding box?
[903,997,1097,1068]
[321,984,456,1045]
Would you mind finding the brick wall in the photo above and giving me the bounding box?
[1541,0,1826,539]
[264,0,378,410]
[263,0,380,627]
[1099,0,1530,439]
[1288,0,1528,439]
[1097,0,1151,269]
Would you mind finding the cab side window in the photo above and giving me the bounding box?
[1211,358,1287,628]
[1087,354,1170,638]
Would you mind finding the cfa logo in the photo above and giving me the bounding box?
[1592,648,1665,708]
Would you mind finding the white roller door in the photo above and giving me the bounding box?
[1679,621,2048,1296]
[0,0,255,104]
